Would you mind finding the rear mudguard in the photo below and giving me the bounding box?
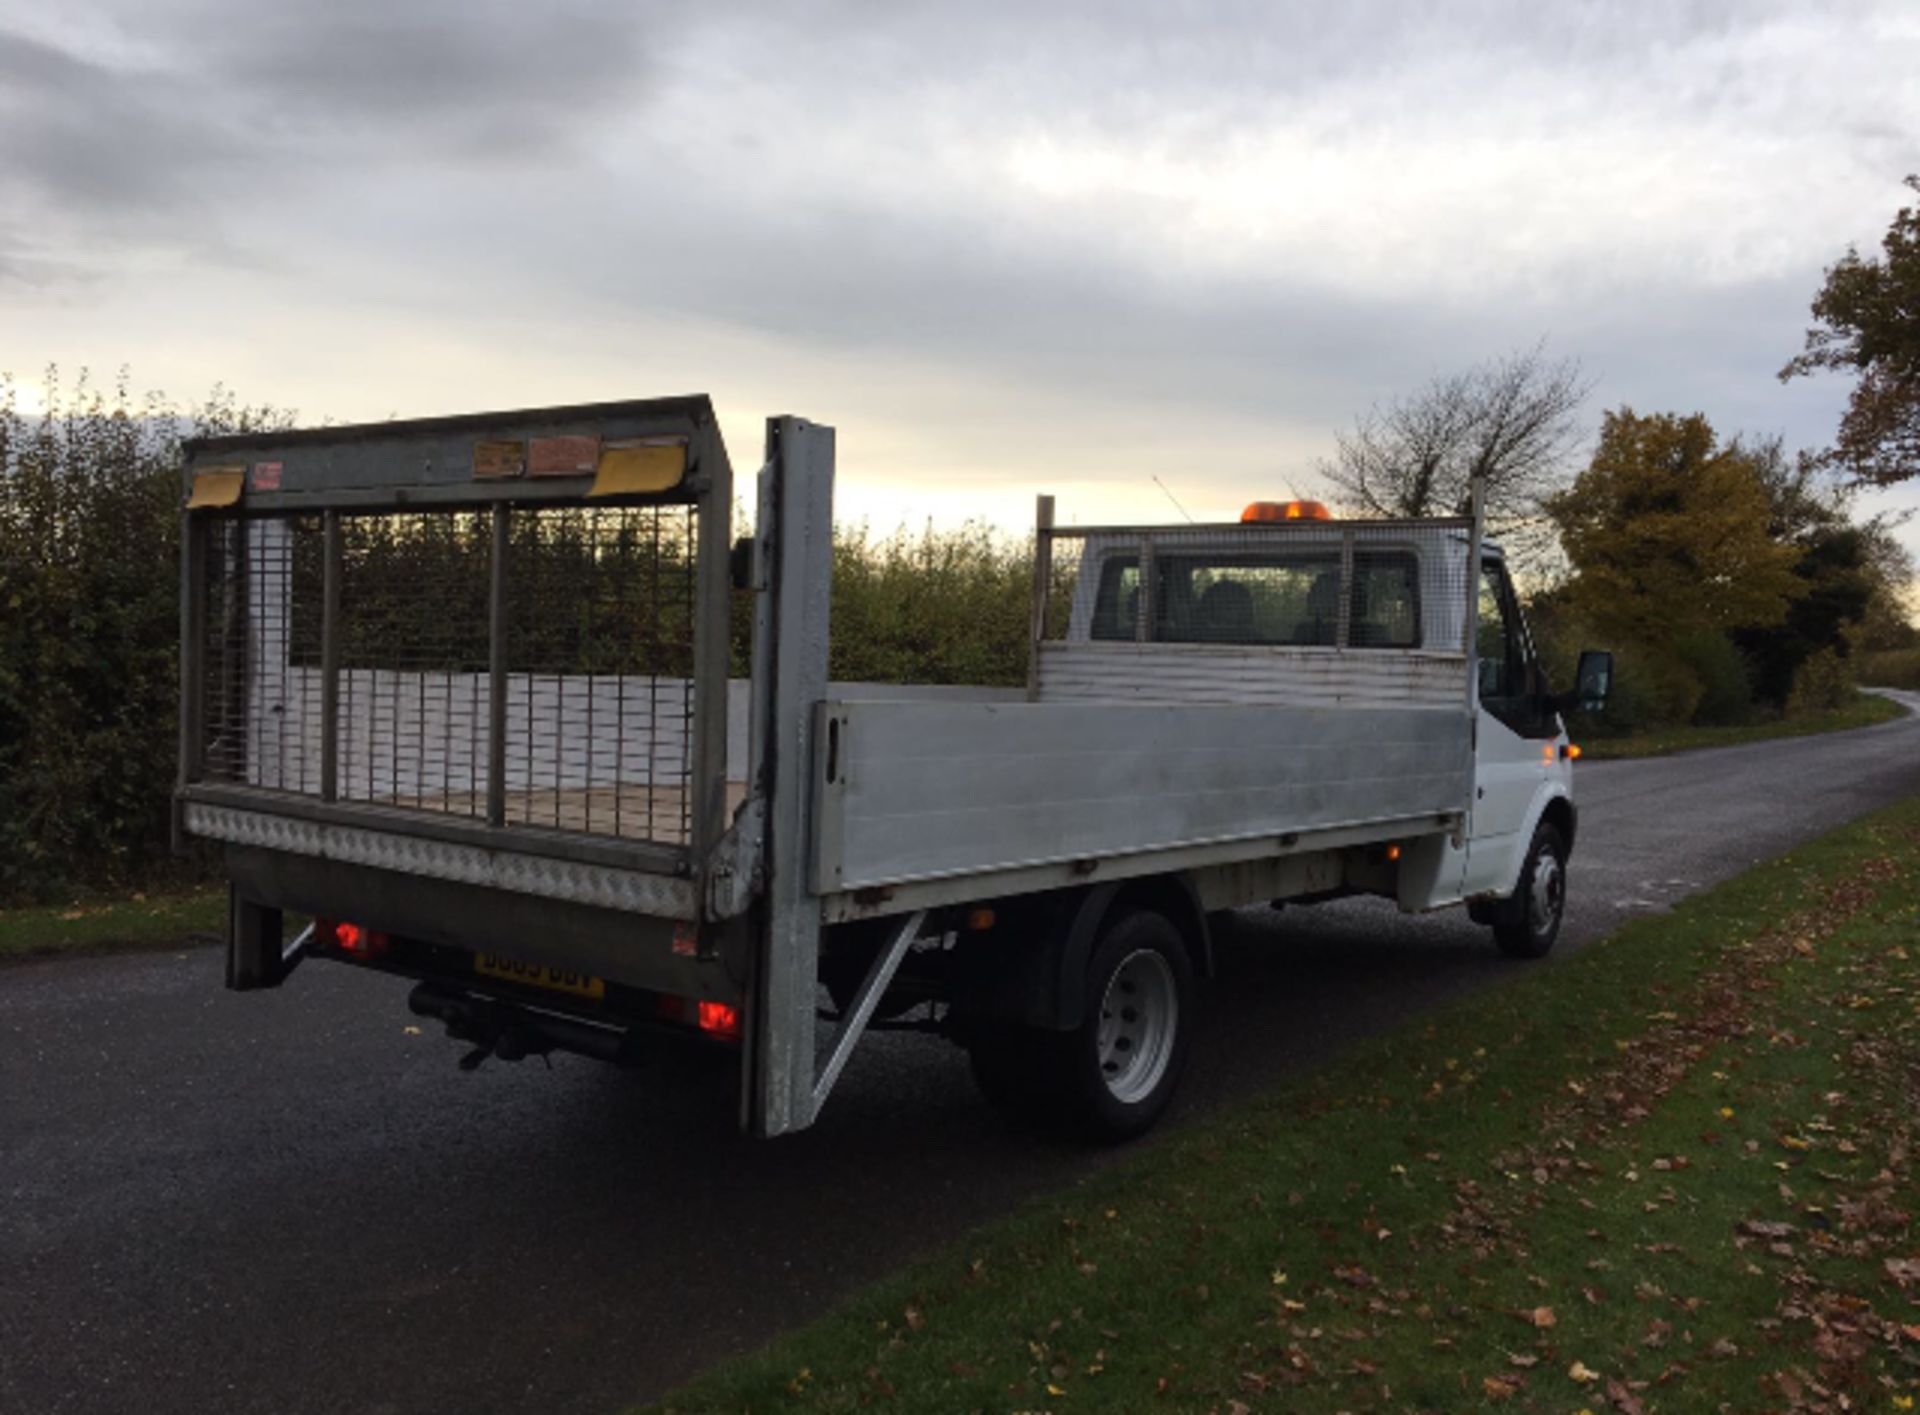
[949,876,1211,1031]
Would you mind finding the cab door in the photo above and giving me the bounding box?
[1463,558,1556,896]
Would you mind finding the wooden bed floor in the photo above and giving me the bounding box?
[373,779,749,844]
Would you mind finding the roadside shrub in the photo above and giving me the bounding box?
[1857,647,1920,689]
[1674,631,1755,727]
[1785,645,1856,716]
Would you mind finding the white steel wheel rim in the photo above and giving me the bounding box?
[1530,851,1564,935]
[1095,948,1178,1105]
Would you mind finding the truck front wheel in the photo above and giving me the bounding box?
[1490,823,1567,959]
[967,908,1194,1142]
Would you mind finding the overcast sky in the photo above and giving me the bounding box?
[2,0,1916,561]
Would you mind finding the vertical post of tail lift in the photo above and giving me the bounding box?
[746,417,836,1137]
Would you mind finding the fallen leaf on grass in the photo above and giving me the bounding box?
[1527,1305,1557,1329]
[1607,1377,1648,1415]
[1482,1375,1521,1399]
[1568,1360,1599,1383]
[1886,1258,1920,1286]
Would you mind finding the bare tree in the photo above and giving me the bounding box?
[1318,344,1590,563]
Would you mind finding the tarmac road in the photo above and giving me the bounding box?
[3,691,1917,1415]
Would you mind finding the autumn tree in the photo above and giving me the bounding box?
[1781,175,1920,486]
[1546,409,1806,721]
[1729,434,1914,702]
[1319,344,1588,562]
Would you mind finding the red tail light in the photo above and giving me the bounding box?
[321,919,389,959]
[697,1000,741,1041]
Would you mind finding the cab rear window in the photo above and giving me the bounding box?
[1090,549,1420,648]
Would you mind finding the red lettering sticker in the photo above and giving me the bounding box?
[249,461,283,491]
[528,435,600,477]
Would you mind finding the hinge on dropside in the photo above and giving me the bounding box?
[704,795,767,922]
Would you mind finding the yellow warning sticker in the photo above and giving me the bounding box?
[589,439,686,497]
[185,466,245,509]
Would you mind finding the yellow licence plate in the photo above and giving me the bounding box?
[474,953,606,1000]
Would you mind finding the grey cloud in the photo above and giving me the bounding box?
[188,0,658,159]
[0,0,1903,518]
[0,29,247,219]
[0,1,667,246]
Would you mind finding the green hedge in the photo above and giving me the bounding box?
[0,375,288,903]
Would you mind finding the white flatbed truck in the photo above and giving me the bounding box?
[176,397,1611,1140]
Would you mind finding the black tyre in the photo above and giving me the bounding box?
[1491,823,1567,959]
[966,908,1194,1142]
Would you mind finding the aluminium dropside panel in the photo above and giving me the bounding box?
[810,698,1473,896]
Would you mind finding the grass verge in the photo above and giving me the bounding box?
[1580,690,1907,760]
[652,795,1920,1413]
[0,887,225,964]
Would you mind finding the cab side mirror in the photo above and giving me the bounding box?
[1572,649,1612,713]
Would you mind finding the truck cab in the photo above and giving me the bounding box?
[1050,502,1597,955]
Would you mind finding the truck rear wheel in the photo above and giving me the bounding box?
[967,907,1193,1142]
[1491,823,1567,959]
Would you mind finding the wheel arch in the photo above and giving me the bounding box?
[1053,875,1210,1031]
[949,874,1211,1033]
[1539,793,1576,854]
[1493,786,1577,898]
